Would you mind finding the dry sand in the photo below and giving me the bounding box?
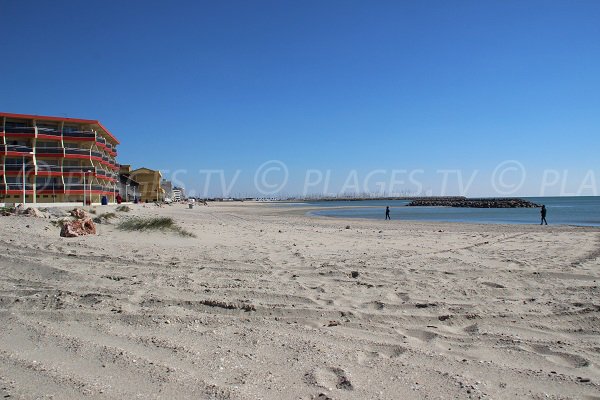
[0,202,599,399]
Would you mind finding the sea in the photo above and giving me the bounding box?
[280,197,600,226]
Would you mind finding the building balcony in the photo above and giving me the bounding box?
[3,128,117,154]
[65,147,92,156]
[1,181,118,194]
[33,146,114,159]
[1,183,36,191]
[61,166,94,174]
[35,165,63,174]
[3,164,37,173]
[2,128,98,140]
[64,184,104,192]
[0,164,118,177]
[2,126,36,135]
[36,127,63,137]
[35,147,64,155]
[63,130,96,139]
[1,144,35,154]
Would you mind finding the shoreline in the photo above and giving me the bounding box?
[268,203,600,229]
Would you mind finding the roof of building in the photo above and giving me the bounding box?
[0,112,120,145]
[130,167,162,177]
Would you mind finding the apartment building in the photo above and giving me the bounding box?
[0,112,120,204]
[172,187,184,202]
[129,167,164,202]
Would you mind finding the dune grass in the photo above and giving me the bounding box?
[117,216,195,237]
[93,212,118,224]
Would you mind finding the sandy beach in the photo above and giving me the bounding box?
[0,202,599,399]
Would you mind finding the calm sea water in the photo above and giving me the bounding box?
[284,197,600,226]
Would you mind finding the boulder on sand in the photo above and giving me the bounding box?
[60,218,96,237]
[69,208,87,219]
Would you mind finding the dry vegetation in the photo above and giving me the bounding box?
[117,216,195,237]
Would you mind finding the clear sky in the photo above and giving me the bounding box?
[1,0,599,197]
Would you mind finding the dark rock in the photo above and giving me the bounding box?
[407,198,540,208]
[336,375,353,390]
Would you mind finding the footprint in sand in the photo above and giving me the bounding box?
[405,328,438,342]
[528,344,590,368]
[463,324,479,334]
[357,344,407,364]
[305,367,354,391]
[359,301,385,311]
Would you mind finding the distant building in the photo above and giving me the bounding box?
[0,112,119,204]
[118,165,140,202]
[172,187,185,201]
[129,167,164,202]
[161,179,173,200]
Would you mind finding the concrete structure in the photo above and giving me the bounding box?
[0,112,119,204]
[129,167,164,202]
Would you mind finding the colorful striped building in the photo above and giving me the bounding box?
[0,112,120,204]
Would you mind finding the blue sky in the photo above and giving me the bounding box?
[1,0,599,197]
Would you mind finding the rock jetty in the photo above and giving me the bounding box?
[407,198,541,208]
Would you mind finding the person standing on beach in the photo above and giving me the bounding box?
[540,205,548,225]
[385,206,391,220]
